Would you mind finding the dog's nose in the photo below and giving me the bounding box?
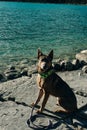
[43,65,47,69]
[41,62,47,70]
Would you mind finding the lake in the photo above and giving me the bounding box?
[0,2,87,70]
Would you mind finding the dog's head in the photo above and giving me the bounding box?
[37,49,53,73]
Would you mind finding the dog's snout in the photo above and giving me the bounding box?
[40,62,47,70]
[43,64,47,69]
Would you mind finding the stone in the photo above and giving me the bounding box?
[20,59,29,64]
[20,69,28,76]
[72,59,80,70]
[9,66,15,70]
[76,50,87,63]
[81,50,87,54]
[53,63,61,71]
[60,60,73,71]
[0,73,6,82]
[82,65,87,73]
[4,68,21,80]
[19,64,28,70]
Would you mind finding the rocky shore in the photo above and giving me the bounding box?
[0,50,87,82]
[0,50,87,130]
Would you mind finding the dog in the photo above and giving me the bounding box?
[32,49,77,114]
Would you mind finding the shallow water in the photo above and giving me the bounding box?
[0,2,87,70]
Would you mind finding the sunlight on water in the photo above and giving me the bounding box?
[0,2,87,70]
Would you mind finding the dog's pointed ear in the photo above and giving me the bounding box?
[48,50,53,61]
[38,49,43,59]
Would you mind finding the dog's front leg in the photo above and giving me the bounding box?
[37,91,49,113]
[31,88,43,106]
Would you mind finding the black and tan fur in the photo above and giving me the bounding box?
[32,49,77,113]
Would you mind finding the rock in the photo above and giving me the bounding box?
[60,60,73,71]
[20,68,28,76]
[19,64,28,70]
[60,60,65,71]
[72,59,80,70]
[76,50,87,64]
[82,65,87,73]
[9,65,15,70]
[20,59,29,64]
[27,69,37,77]
[4,67,21,80]
[81,50,87,54]
[53,63,61,71]
[0,73,6,82]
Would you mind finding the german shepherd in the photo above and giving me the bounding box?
[32,49,77,113]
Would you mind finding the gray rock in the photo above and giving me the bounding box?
[72,59,80,70]
[82,65,87,73]
[76,50,87,63]
[53,63,61,71]
[0,73,6,82]
[9,65,15,70]
[20,68,28,76]
[4,68,21,80]
[20,59,29,64]
[60,60,73,71]
[19,64,28,70]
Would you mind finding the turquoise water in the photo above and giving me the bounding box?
[0,2,87,70]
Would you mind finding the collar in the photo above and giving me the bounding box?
[39,69,54,79]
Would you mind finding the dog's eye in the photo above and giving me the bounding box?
[41,58,48,62]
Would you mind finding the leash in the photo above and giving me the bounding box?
[27,105,53,129]
[27,104,87,129]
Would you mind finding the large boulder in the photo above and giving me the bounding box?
[76,50,87,64]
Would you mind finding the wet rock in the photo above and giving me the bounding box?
[82,65,87,73]
[76,50,87,64]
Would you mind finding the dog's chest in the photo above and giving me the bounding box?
[37,74,50,89]
[37,74,45,88]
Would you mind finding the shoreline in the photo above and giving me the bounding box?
[0,50,87,82]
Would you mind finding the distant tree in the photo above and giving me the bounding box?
[0,0,87,4]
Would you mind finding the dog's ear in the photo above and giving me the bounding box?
[48,50,53,61]
[38,49,43,59]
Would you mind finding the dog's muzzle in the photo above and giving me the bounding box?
[40,62,48,71]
